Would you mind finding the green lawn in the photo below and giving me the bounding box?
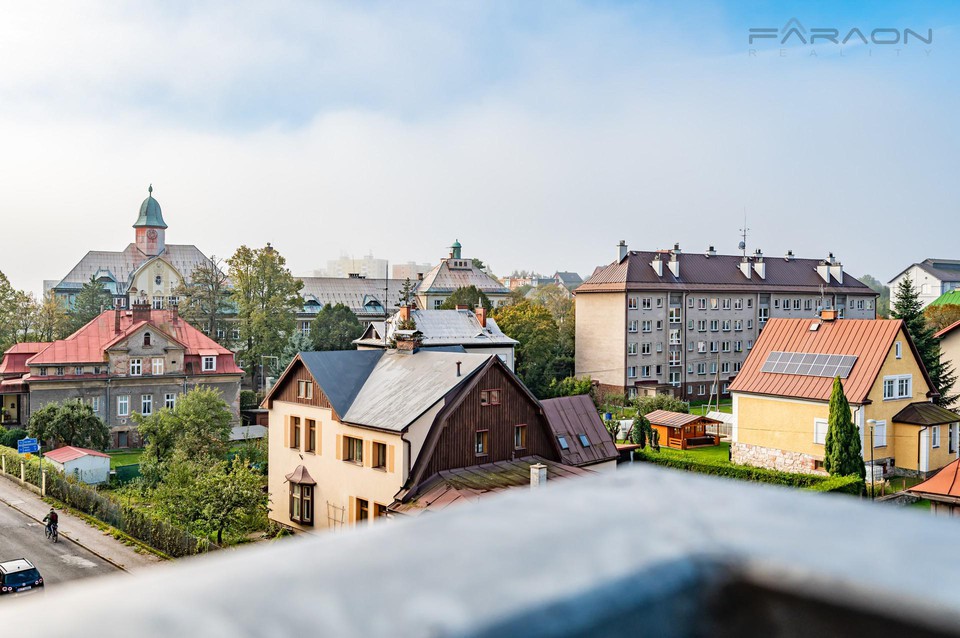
[107,449,144,468]
[910,498,931,511]
[689,401,733,415]
[654,441,731,464]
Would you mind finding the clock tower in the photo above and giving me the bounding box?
[133,184,168,256]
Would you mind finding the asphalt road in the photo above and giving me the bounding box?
[0,499,118,596]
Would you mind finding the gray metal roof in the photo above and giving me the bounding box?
[417,259,510,295]
[54,244,211,293]
[298,350,384,417]
[541,394,618,467]
[343,350,489,431]
[298,277,406,317]
[354,309,518,348]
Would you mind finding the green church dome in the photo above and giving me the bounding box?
[133,184,168,229]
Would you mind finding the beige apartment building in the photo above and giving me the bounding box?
[575,242,878,401]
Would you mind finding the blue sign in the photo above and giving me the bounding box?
[17,438,39,454]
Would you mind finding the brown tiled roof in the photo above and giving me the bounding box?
[390,456,591,516]
[541,394,618,466]
[576,251,875,294]
[908,458,960,501]
[645,410,721,428]
[892,402,960,426]
[727,318,931,404]
[285,465,316,486]
[934,319,960,339]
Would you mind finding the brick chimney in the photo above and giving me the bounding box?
[475,306,487,328]
[131,302,151,324]
[114,307,121,335]
[394,330,422,353]
[398,305,411,323]
[455,304,470,310]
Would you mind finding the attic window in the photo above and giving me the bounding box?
[480,389,501,406]
[143,332,152,347]
[578,434,591,448]
[557,436,569,450]
[202,356,217,372]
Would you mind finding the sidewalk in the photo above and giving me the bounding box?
[0,473,163,572]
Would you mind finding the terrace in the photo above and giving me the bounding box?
[11,464,960,637]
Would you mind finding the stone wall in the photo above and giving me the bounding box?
[731,441,827,475]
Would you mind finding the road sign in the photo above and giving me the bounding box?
[17,438,39,454]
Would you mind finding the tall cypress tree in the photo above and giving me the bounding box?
[824,377,865,478]
[892,278,958,407]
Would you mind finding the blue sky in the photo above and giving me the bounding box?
[0,1,956,293]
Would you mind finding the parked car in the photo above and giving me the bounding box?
[0,559,44,595]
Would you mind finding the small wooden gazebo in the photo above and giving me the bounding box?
[645,410,722,450]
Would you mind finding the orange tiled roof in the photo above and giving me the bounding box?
[727,318,931,404]
[908,458,960,500]
[645,410,721,428]
[935,319,960,339]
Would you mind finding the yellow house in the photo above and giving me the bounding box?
[729,316,959,478]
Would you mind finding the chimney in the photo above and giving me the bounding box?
[784,250,794,261]
[753,249,766,279]
[820,309,838,321]
[530,463,547,488]
[651,254,663,277]
[114,308,121,335]
[398,305,411,323]
[668,248,680,278]
[455,304,470,311]
[617,240,628,262]
[456,361,462,377]
[705,245,716,257]
[131,302,151,323]
[816,259,831,283]
[828,256,843,285]
[475,306,487,327]
[739,256,752,279]
[417,272,424,281]
[394,330,422,353]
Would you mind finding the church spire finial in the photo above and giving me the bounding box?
[148,183,153,196]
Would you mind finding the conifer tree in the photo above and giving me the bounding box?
[892,278,958,407]
[823,377,865,478]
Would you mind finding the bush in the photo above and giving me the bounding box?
[239,390,259,410]
[0,427,27,449]
[633,448,861,494]
[635,395,689,416]
[0,444,211,557]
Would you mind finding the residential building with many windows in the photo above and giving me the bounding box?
[888,258,960,308]
[575,242,878,400]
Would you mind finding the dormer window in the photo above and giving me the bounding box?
[38,367,47,376]
[202,356,217,372]
[143,332,152,347]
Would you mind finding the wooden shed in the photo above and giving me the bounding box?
[644,410,722,450]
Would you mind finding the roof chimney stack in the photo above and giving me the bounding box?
[667,246,680,278]
[530,463,547,488]
[617,240,628,262]
[785,250,794,262]
[475,305,487,328]
[394,330,422,354]
[705,245,716,257]
[456,361,462,377]
[753,249,766,279]
[114,307,121,335]
[650,253,663,277]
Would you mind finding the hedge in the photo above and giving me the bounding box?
[633,448,863,495]
[0,445,211,557]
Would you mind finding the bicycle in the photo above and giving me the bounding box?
[44,524,58,543]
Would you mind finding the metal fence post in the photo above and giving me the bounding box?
[20,460,25,484]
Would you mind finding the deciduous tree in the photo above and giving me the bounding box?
[193,458,268,545]
[175,256,232,343]
[228,244,303,383]
[634,394,689,416]
[28,401,110,450]
[823,377,865,479]
[924,304,960,333]
[440,286,492,312]
[34,291,71,341]
[310,303,363,351]
[493,300,560,398]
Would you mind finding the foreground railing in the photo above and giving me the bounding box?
[11,464,960,637]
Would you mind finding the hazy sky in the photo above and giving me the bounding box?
[0,1,956,295]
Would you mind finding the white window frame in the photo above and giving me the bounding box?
[141,394,153,416]
[627,366,638,379]
[129,358,142,376]
[151,358,164,375]
[628,342,638,356]
[642,320,652,333]
[871,420,887,447]
[814,418,828,445]
[202,356,217,372]
[628,297,639,310]
[640,366,651,378]
[641,298,652,310]
[628,320,639,333]
[932,425,941,448]
[165,393,177,410]
[118,395,129,417]
[641,342,651,355]
[882,374,912,400]
[90,397,100,413]
[895,341,902,359]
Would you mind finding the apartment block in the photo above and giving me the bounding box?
[575,242,878,401]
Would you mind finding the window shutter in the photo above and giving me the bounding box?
[284,416,290,448]
[316,422,322,456]
[387,445,395,473]
[336,434,343,461]
[363,440,372,467]
[348,496,355,523]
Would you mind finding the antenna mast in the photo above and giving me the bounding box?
[738,211,749,258]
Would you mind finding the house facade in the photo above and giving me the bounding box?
[414,241,510,310]
[47,186,213,310]
[353,306,518,371]
[889,259,960,308]
[264,340,608,532]
[729,317,959,478]
[575,242,878,401]
[1,306,242,448]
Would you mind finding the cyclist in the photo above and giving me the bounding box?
[42,508,58,539]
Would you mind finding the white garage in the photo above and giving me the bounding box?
[44,446,111,485]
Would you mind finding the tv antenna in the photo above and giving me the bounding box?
[738,212,749,258]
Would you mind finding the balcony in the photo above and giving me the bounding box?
[11,465,960,636]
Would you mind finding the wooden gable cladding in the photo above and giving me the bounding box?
[270,360,335,415]
[420,361,559,479]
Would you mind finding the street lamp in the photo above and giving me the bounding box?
[866,419,877,500]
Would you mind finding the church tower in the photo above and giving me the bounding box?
[133,184,168,256]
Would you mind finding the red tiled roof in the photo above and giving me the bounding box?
[25,309,242,374]
[908,458,960,500]
[645,410,721,428]
[45,446,110,463]
[4,342,48,354]
[728,318,930,404]
[0,343,48,376]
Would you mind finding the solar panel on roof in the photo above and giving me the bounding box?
[761,351,858,379]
